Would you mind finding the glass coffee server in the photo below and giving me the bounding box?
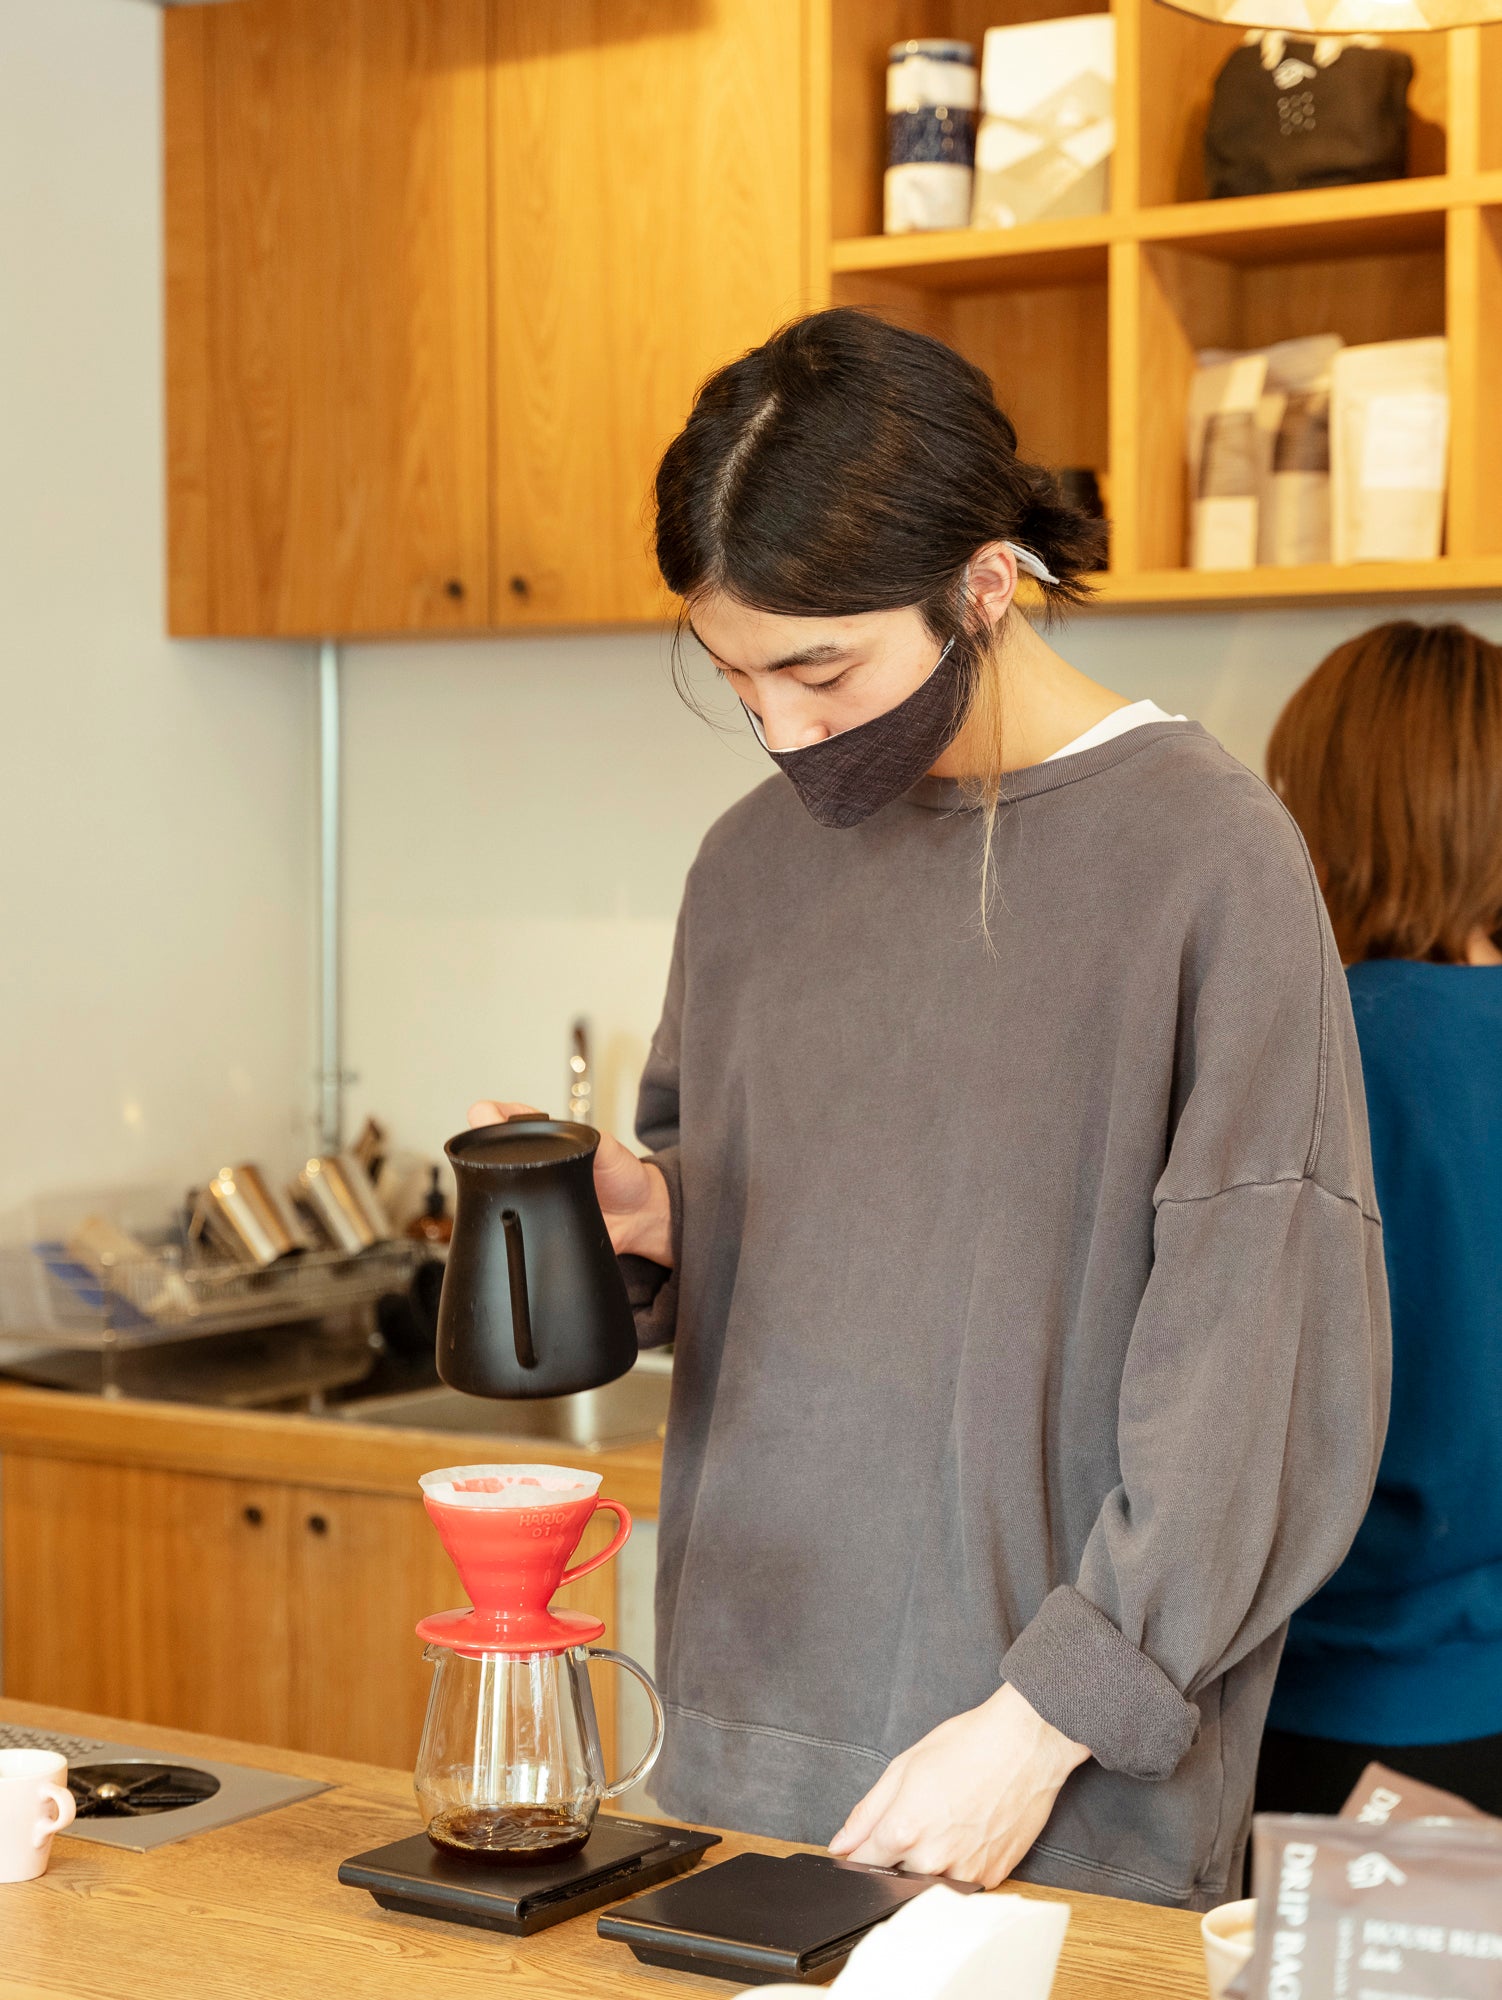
[413,1464,664,1864]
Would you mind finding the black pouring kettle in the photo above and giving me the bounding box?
[435,1115,637,1399]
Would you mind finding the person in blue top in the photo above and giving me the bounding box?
[1257,618,1502,1817]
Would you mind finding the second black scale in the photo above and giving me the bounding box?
[338,1815,721,1937]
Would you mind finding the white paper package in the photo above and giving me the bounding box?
[1331,337,1449,564]
[970,15,1114,230]
[738,1885,1071,2000]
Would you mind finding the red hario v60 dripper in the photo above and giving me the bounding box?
[417,1462,629,1655]
[413,1463,664,1864]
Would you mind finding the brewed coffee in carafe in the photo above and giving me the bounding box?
[413,1464,664,1863]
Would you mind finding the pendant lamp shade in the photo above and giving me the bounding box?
[1156,0,1501,28]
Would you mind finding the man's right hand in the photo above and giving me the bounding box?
[466,1100,674,1268]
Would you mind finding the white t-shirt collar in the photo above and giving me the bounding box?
[1045,699,1187,763]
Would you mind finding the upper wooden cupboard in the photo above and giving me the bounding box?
[165,0,807,637]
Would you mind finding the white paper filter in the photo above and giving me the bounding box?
[419,1463,602,1509]
[741,1886,1072,2000]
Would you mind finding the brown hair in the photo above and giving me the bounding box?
[1266,620,1502,964]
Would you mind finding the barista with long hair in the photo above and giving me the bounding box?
[472,309,1390,1909]
[1257,621,1502,1817]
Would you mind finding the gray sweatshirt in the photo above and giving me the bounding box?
[624,722,1390,1910]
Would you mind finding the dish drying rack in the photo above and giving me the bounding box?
[0,1234,430,1353]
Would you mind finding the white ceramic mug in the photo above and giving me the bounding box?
[1201,1896,1256,2000]
[0,1749,76,1883]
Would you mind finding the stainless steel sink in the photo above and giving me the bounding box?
[333,1348,672,1450]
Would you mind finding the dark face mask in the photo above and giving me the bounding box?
[740,544,1057,831]
[744,636,970,829]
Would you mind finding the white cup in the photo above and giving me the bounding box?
[1201,1897,1256,2000]
[0,1749,76,1883]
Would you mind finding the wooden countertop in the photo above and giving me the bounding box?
[0,1384,664,1512]
[0,1698,1205,2000]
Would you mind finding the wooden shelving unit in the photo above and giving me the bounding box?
[806,0,1502,609]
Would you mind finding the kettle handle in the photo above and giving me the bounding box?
[587,1647,667,1801]
[500,1207,537,1369]
[562,1498,632,1586]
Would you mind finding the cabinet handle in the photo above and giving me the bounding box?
[443,577,465,601]
[243,1505,263,1528]
[306,1513,329,1536]
[509,575,530,600]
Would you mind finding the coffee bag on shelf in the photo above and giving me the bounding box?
[1331,337,1449,563]
[1260,333,1342,567]
[1188,351,1268,570]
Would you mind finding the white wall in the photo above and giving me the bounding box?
[340,632,761,1158]
[0,0,314,1215]
[341,595,1502,1166]
[1065,598,1502,759]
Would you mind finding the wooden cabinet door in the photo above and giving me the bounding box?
[1,1455,293,1746]
[0,1455,623,1773]
[286,1488,622,1775]
[165,0,491,636]
[283,1484,451,1769]
[488,0,808,625]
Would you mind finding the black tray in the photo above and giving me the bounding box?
[339,1815,720,1937]
[597,1849,982,1983]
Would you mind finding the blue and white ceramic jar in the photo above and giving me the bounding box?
[884,40,978,235]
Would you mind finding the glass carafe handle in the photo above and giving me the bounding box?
[587,1647,667,1799]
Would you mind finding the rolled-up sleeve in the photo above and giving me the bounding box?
[1004,1176,1388,1778]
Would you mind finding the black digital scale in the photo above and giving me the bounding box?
[341,1820,977,1979]
[597,1851,983,1983]
[338,1815,719,1937]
